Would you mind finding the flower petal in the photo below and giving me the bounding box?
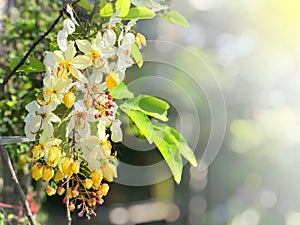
[71,55,90,69]
[65,41,76,60]
[63,19,75,35]
[57,30,68,52]
[111,120,123,142]
[76,39,92,54]
[70,67,87,82]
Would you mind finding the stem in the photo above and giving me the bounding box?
[66,181,72,225]
[0,140,36,225]
[0,10,63,93]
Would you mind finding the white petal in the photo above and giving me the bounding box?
[90,70,103,84]
[53,50,65,62]
[97,120,107,141]
[78,122,91,138]
[63,19,75,35]
[66,4,79,26]
[65,41,76,60]
[57,30,68,52]
[71,55,90,69]
[70,67,87,83]
[124,33,135,45]
[44,51,56,68]
[111,120,122,143]
[92,32,103,50]
[103,30,116,47]
[76,39,92,54]
[48,113,61,123]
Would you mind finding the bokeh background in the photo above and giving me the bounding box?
[1,0,300,225]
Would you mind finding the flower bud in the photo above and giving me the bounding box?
[63,91,76,108]
[100,183,110,196]
[91,169,103,190]
[106,72,119,90]
[68,203,75,211]
[46,185,56,196]
[57,187,65,195]
[47,146,62,167]
[31,144,44,161]
[88,198,97,207]
[42,165,54,181]
[135,33,147,49]
[71,160,80,174]
[32,163,43,181]
[54,170,65,182]
[82,178,93,189]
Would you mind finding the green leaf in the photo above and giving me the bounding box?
[131,0,170,12]
[121,7,156,20]
[100,2,114,17]
[121,109,153,143]
[10,57,45,74]
[153,122,198,167]
[121,95,169,122]
[151,127,182,183]
[78,0,94,12]
[109,82,134,99]
[116,0,131,17]
[160,10,190,27]
[131,43,143,68]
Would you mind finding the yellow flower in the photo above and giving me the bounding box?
[63,91,76,108]
[101,140,112,159]
[106,72,119,90]
[92,169,103,190]
[43,165,54,181]
[47,146,62,167]
[46,185,56,196]
[88,198,97,207]
[71,160,80,174]
[57,186,65,195]
[82,178,93,189]
[100,183,109,196]
[54,170,65,182]
[62,158,74,178]
[102,162,117,182]
[32,144,44,161]
[32,163,43,181]
[135,33,146,49]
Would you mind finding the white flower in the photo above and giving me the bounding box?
[102,11,122,47]
[44,41,90,82]
[76,32,114,70]
[66,100,97,138]
[111,120,122,142]
[116,33,135,73]
[57,19,76,52]
[24,101,60,140]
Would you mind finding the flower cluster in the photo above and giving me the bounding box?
[24,13,146,218]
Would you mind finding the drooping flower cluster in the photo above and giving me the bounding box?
[24,12,146,218]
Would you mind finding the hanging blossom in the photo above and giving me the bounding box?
[24,13,147,219]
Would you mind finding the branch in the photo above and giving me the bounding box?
[0,10,63,93]
[66,181,72,225]
[0,140,36,225]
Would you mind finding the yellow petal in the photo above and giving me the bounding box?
[106,72,119,90]
[63,91,76,108]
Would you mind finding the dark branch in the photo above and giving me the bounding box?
[0,10,63,93]
[0,140,36,225]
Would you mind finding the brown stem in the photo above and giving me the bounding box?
[0,10,64,93]
[0,140,36,225]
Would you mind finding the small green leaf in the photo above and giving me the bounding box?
[121,7,156,20]
[122,109,153,143]
[121,95,169,122]
[153,122,198,167]
[109,82,134,99]
[131,0,170,12]
[10,57,45,74]
[160,10,190,27]
[131,43,143,68]
[116,0,131,17]
[152,128,182,183]
[78,0,94,12]
[100,2,114,17]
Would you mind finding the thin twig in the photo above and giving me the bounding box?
[0,10,63,93]
[0,140,36,225]
[66,181,72,225]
